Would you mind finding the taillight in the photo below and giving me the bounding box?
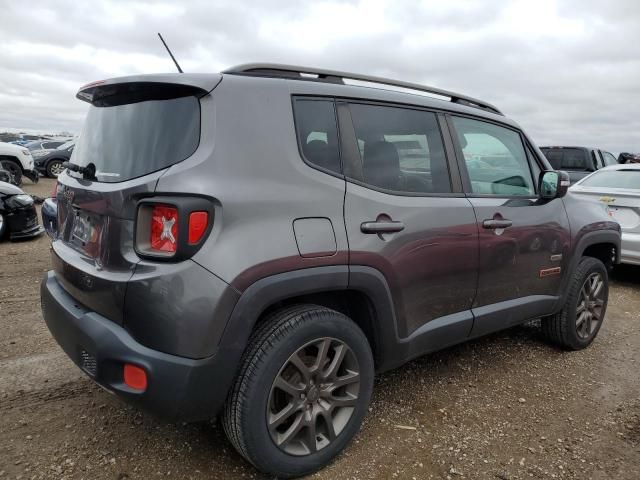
[135,198,213,261]
[188,211,208,244]
[150,205,178,253]
[51,181,58,198]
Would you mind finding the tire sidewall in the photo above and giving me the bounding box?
[1,160,22,186]
[0,213,6,240]
[242,314,374,478]
[566,258,609,348]
[46,159,63,178]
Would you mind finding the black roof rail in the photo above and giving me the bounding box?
[222,63,503,116]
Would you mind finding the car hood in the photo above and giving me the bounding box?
[0,141,26,155]
[0,180,25,196]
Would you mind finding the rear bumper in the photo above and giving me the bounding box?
[621,232,640,265]
[41,271,233,420]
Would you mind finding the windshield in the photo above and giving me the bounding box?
[71,95,200,183]
[57,140,75,150]
[581,170,640,190]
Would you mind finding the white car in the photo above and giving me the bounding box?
[0,141,38,185]
[570,164,640,265]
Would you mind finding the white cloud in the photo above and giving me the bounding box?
[0,0,638,153]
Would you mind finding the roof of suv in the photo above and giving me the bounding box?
[77,64,517,128]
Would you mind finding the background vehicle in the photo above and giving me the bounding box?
[34,140,74,177]
[0,180,44,241]
[570,164,640,265]
[25,139,66,152]
[0,141,38,186]
[540,146,618,184]
[41,65,620,479]
[42,196,58,239]
[618,152,640,164]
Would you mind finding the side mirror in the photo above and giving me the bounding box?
[539,170,570,199]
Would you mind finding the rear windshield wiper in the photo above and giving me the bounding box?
[62,162,96,180]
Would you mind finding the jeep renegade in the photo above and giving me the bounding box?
[41,64,621,478]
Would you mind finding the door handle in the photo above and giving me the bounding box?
[482,219,513,229]
[361,221,405,234]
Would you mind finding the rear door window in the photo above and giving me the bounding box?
[347,103,451,194]
[72,95,201,183]
[293,99,341,175]
[451,116,535,196]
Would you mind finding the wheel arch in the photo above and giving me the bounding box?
[220,265,399,374]
[554,229,621,310]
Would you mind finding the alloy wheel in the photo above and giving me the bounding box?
[267,337,361,456]
[576,272,605,339]
[49,161,65,177]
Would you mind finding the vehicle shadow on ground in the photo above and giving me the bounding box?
[115,321,558,478]
[610,264,640,287]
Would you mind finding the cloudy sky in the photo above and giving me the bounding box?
[1,0,638,153]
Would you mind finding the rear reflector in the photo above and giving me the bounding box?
[188,211,209,244]
[123,364,147,391]
[150,205,178,253]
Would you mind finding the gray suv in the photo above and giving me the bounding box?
[41,64,621,478]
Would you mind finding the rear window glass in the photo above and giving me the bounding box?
[580,170,640,190]
[541,148,589,170]
[72,96,200,183]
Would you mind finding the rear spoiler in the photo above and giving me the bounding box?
[76,73,222,106]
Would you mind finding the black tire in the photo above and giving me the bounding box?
[222,305,374,478]
[46,159,65,178]
[0,213,6,241]
[542,257,609,350]
[0,160,22,186]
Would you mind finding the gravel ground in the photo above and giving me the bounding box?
[1,178,639,479]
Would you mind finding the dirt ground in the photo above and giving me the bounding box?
[1,177,639,479]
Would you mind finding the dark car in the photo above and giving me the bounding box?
[540,146,618,184]
[0,181,44,241]
[41,65,621,478]
[25,139,66,152]
[34,140,74,178]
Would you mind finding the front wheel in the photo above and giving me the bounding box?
[0,160,22,186]
[222,305,374,478]
[542,257,609,350]
[46,159,65,178]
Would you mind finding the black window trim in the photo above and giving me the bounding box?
[291,95,345,180]
[444,112,542,200]
[335,98,464,198]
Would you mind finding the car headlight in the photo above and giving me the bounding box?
[32,150,49,158]
[5,194,34,208]
[21,148,30,156]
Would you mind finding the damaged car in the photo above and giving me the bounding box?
[0,181,44,241]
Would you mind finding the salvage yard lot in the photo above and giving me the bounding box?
[1,178,639,479]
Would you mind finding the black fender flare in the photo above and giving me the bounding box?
[554,229,621,310]
[214,265,399,398]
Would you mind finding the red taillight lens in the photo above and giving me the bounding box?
[123,364,147,391]
[51,181,58,198]
[188,211,208,245]
[150,205,178,253]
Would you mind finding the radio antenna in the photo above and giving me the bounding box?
[157,33,183,73]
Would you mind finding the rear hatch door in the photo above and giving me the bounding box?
[53,74,220,324]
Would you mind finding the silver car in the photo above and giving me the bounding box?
[571,164,640,265]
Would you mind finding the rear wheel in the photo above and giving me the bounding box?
[46,159,65,178]
[0,160,22,186]
[222,305,374,478]
[542,257,608,349]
